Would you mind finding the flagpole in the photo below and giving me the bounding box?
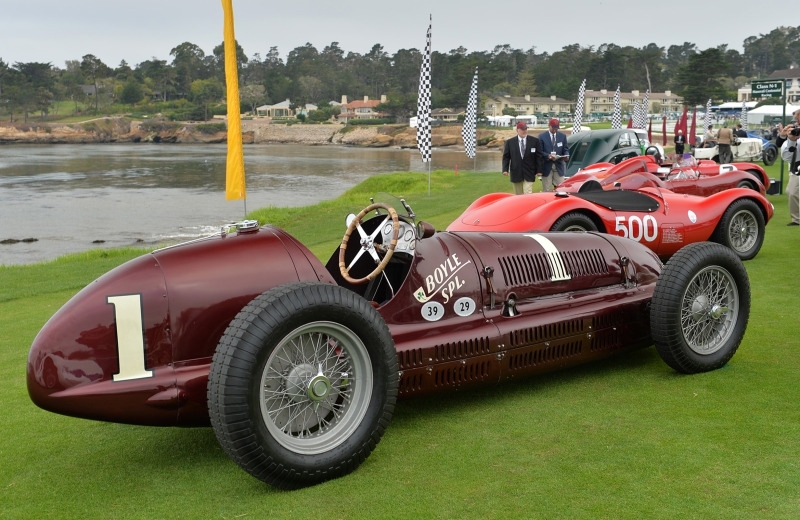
[221,0,247,218]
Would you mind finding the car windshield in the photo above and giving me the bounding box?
[669,154,699,180]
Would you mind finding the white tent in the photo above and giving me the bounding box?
[746,104,800,125]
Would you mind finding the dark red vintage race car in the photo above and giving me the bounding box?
[28,199,751,489]
[447,183,773,261]
[557,155,770,196]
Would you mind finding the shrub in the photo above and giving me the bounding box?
[195,123,227,134]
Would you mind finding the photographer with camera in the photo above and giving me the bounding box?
[776,109,800,226]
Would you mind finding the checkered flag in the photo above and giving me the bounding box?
[416,16,432,163]
[632,101,641,128]
[704,98,712,138]
[611,86,621,129]
[573,79,586,133]
[641,90,649,128]
[741,101,748,131]
[462,67,478,159]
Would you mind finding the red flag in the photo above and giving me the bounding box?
[647,118,652,142]
[675,106,688,137]
[662,117,667,146]
[627,117,633,128]
[689,109,697,146]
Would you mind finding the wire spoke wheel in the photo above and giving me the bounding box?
[260,321,372,454]
[207,282,397,489]
[726,209,758,254]
[679,266,738,355]
[651,242,750,374]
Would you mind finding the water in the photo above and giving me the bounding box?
[0,143,500,266]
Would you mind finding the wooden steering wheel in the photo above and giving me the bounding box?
[338,203,400,285]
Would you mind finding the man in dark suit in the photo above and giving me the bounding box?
[674,129,686,157]
[502,122,542,194]
[538,118,569,191]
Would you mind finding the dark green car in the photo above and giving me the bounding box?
[566,129,663,177]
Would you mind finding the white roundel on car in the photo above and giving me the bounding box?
[421,301,445,321]
[688,210,698,224]
[454,297,476,317]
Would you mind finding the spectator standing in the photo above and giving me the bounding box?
[674,129,686,156]
[735,124,748,138]
[704,124,717,145]
[502,122,542,195]
[775,110,800,226]
[538,118,569,192]
[717,123,734,163]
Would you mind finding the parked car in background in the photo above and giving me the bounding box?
[694,135,763,164]
[447,183,773,261]
[559,154,769,196]
[565,129,664,177]
[746,131,778,166]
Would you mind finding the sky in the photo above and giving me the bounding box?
[1,0,787,68]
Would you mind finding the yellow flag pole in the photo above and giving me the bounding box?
[221,0,246,213]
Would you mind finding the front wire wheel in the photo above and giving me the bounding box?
[208,282,398,489]
[678,266,739,356]
[260,321,373,455]
[651,242,750,374]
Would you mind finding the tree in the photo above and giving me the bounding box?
[307,101,338,123]
[0,58,8,97]
[298,76,323,103]
[502,106,518,116]
[59,60,86,114]
[375,93,416,122]
[170,42,207,96]
[13,61,55,122]
[188,78,223,120]
[120,79,144,105]
[80,54,110,114]
[675,48,730,106]
[514,69,537,96]
[240,83,265,114]
[36,86,54,120]
[212,39,248,82]
[137,58,173,101]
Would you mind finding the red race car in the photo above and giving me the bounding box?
[558,154,770,196]
[447,185,773,261]
[28,199,750,489]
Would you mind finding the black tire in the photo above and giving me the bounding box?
[651,242,750,374]
[763,145,777,166]
[550,212,599,232]
[207,282,398,489]
[735,179,758,191]
[709,198,765,261]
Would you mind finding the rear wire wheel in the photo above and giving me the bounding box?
[710,198,765,261]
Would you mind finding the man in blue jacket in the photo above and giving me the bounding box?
[539,118,569,191]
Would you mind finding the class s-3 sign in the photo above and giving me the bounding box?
[751,80,785,99]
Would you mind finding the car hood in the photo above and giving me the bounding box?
[449,193,554,227]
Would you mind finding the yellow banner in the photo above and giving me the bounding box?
[222,0,245,200]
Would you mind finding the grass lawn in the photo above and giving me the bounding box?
[1,165,799,519]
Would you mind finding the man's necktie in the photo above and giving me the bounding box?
[519,138,525,157]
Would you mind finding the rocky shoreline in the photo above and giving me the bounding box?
[0,117,515,148]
